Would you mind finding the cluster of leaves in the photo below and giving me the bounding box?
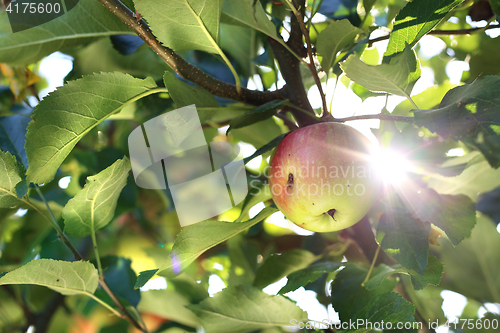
[0,0,500,332]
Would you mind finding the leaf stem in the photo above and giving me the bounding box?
[406,94,419,109]
[91,232,103,276]
[330,113,415,123]
[89,294,123,318]
[183,0,241,94]
[28,186,83,261]
[362,245,380,286]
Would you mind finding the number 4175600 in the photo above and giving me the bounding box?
[6,2,61,14]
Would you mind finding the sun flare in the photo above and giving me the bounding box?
[371,149,412,185]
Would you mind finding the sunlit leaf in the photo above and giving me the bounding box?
[133,207,277,288]
[0,259,98,296]
[341,45,420,97]
[138,289,200,327]
[384,0,464,59]
[317,19,363,72]
[63,158,130,238]
[187,285,308,333]
[134,0,223,54]
[0,150,25,208]
[437,214,500,304]
[26,72,156,185]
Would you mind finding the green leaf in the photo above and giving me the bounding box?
[413,76,500,168]
[490,0,500,14]
[228,100,286,133]
[341,45,421,97]
[410,255,444,290]
[135,270,158,290]
[221,0,281,44]
[220,23,255,77]
[243,133,287,164]
[67,38,169,81]
[253,249,318,289]
[363,264,408,290]
[384,0,464,59]
[437,214,500,303]
[26,72,156,185]
[154,206,277,279]
[316,19,364,72]
[187,285,308,333]
[138,290,200,327]
[279,261,345,295]
[62,158,130,238]
[0,150,25,208]
[428,151,500,201]
[363,255,444,291]
[0,0,136,66]
[378,208,430,275]
[331,265,415,331]
[163,71,218,120]
[0,259,98,296]
[404,189,476,246]
[363,0,378,13]
[134,0,223,54]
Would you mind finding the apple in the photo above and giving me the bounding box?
[268,122,382,232]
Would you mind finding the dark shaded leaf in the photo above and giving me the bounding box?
[414,76,500,168]
[243,133,288,164]
[477,186,500,225]
[135,269,158,290]
[253,249,318,289]
[331,265,415,332]
[0,115,30,168]
[110,35,145,55]
[279,261,345,294]
[100,256,141,308]
[378,208,430,275]
[228,100,286,133]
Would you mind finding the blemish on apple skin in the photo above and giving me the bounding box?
[287,173,294,185]
[327,209,337,221]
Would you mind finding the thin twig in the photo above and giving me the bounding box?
[96,0,283,106]
[284,0,329,118]
[275,112,299,130]
[368,24,500,47]
[99,277,149,332]
[330,114,415,123]
[30,186,83,261]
